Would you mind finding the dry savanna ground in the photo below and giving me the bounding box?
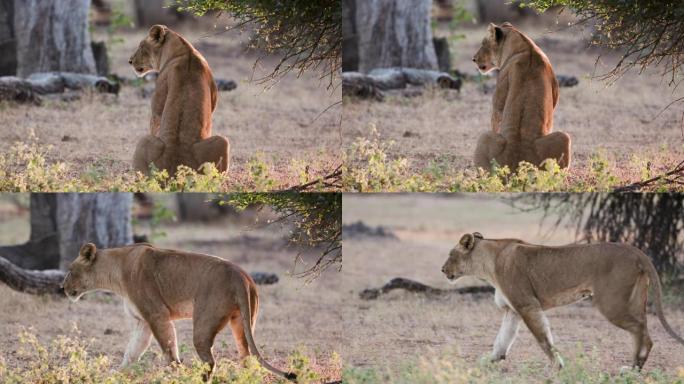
[0,22,341,190]
[0,197,343,382]
[341,194,684,381]
[343,23,684,190]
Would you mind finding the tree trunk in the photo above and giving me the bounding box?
[14,0,96,77]
[56,194,133,270]
[0,0,16,76]
[0,193,133,270]
[341,0,358,71]
[355,0,438,73]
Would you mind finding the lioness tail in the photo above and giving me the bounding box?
[639,252,684,345]
[237,277,298,382]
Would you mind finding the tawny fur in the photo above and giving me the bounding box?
[62,243,295,382]
[472,22,571,171]
[129,25,230,176]
[442,233,684,369]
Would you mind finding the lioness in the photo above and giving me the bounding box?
[129,25,230,176]
[62,243,296,382]
[473,22,571,171]
[441,233,684,369]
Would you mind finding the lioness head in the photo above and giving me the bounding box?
[441,232,483,282]
[472,23,510,74]
[129,24,169,76]
[62,243,100,302]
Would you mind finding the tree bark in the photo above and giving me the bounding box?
[0,0,16,76]
[14,0,96,77]
[355,0,438,72]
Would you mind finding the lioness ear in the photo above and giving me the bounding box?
[473,232,483,239]
[494,26,504,43]
[80,243,97,263]
[148,24,168,43]
[459,234,475,250]
[500,22,513,28]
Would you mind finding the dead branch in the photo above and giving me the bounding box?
[614,160,684,192]
[359,277,494,300]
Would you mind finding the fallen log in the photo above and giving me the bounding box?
[343,68,462,100]
[0,77,41,105]
[0,72,121,103]
[359,277,494,300]
[0,254,280,296]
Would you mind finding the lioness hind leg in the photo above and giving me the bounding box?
[133,134,165,175]
[491,308,521,361]
[595,276,652,368]
[192,135,230,172]
[534,131,571,169]
[518,306,564,369]
[474,131,507,171]
[229,315,250,360]
[193,312,230,382]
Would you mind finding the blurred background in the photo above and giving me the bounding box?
[341,193,684,378]
[0,193,342,382]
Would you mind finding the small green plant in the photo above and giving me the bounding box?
[343,127,682,192]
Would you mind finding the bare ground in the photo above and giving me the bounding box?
[342,25,684,187]
[340,194,684,375]
[0,24,341,189]
[0,200,343,382]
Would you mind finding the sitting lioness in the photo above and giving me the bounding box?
[129,25,230,176]
[473,22,571,171]
[441,233,684,369]
[62,243,295,382]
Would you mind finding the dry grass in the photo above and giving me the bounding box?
[0,200,343,382]
[342,25,684,190]
[341,194,684,379]
[0,24,341,191]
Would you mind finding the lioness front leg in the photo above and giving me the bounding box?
[491,308,521,361]
[517,306,564,369]
[192,135,230,172]
[133,134,165,175]
[121,319,153,368]
[534,131,571,169]
[474,131,507,170]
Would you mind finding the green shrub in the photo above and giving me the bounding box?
[1,328,326,384]
[343,128,682,192]
[0,136,337,192]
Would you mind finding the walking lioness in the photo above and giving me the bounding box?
[473,22,571,171]
[129,25,230,176]
[441,233,684,369]
[62,243,296,382]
